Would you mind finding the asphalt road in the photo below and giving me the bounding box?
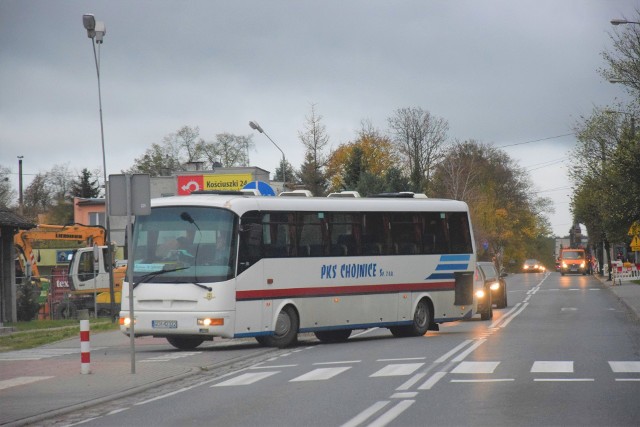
[6,271,640,427]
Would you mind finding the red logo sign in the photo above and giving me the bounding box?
[177,175,204,195]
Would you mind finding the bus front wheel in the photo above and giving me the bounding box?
[264,306,299,348]
[166,336,204,350]
[314,329,352,343]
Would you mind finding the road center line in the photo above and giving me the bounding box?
[490,303,522,328]
[451,339,487,362]
[313,360,361,365]
[434,340,474,363]
[340,401,390,427]
[368,400,415,427]
[500,302,529,328]
[417,371,447,390]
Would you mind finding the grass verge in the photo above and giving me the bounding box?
[0,319,119,352]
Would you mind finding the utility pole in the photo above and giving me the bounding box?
[17,156,23,215]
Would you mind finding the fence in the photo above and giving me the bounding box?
[610,261,640,286]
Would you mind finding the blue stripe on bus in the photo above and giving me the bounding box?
[435,263,469,271]
[425,273,454,280]
[439,254,471,262]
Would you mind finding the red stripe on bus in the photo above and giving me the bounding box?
[236,281,453,300]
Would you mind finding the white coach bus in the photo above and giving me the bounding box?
[120,191,479,350]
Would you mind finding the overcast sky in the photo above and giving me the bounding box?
[0,0,637,236]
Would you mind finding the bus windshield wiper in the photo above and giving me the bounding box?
[132,267,190,289]
[173,281,213,292]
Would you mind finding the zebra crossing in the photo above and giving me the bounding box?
[138,352,202,363]
[0,347,100,361]
[211,359,640,387]
[0,347,197,362]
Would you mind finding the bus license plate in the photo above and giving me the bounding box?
[152,320,178,329]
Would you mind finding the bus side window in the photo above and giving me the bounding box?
[448,212,473,254]
[422,233,436,254]
[363,239,382,255]
[298,212,324,257]
[362,213,386,255]
[238,211,263,272]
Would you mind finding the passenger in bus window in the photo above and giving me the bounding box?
[214,232,231,265]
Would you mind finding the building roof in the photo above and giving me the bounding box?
[0,209,35,229]
[75,197,106,206]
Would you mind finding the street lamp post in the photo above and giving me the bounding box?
[83,13,115,319]
[249,121,286,191]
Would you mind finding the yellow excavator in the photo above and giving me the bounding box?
[14,223,125,318]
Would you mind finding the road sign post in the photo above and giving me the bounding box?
[108,174,150,374]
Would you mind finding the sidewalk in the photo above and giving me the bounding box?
[0,330,274,427]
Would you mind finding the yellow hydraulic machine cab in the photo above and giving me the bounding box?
[13,223,123,317]
[14,223,108,278]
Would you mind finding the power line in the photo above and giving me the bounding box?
[534,186,572,193]
[525,157,570,171]
[496,132,575,148]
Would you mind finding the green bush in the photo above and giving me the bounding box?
[16,281,40,321]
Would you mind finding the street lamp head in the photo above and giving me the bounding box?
[83,14,105,42]
[83,14,96,38]
[249,121,264,133]
[611,18,628,25]
[83,14,96,31]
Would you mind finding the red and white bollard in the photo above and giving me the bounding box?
[79,310,91,374]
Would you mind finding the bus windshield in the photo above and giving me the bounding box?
[131,206,237,284]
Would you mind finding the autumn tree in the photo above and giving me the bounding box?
[22,173,52,222]
[127,141,184,177]
[198,133,254,168]
[326,121,401,193]
[128,126,254,176]
[387,107,448,194]
[0,165,15,209]
[570,106,639,272]
[600,11,640,98]
[297,104,329,196]
[432,140,552,270]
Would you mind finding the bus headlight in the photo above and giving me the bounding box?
[580,262,586,268]
[119,317,135,327]
[475,289,486,299]
[197,317,224,327]
[490,282,500,291]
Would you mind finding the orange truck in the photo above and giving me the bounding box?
[559,248,587,275]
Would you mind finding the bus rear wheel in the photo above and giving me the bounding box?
[389,299,431,337]
[166,336,204,350]
[407,299,430,336]
[263,306,299,348]
[314,329,352,343]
